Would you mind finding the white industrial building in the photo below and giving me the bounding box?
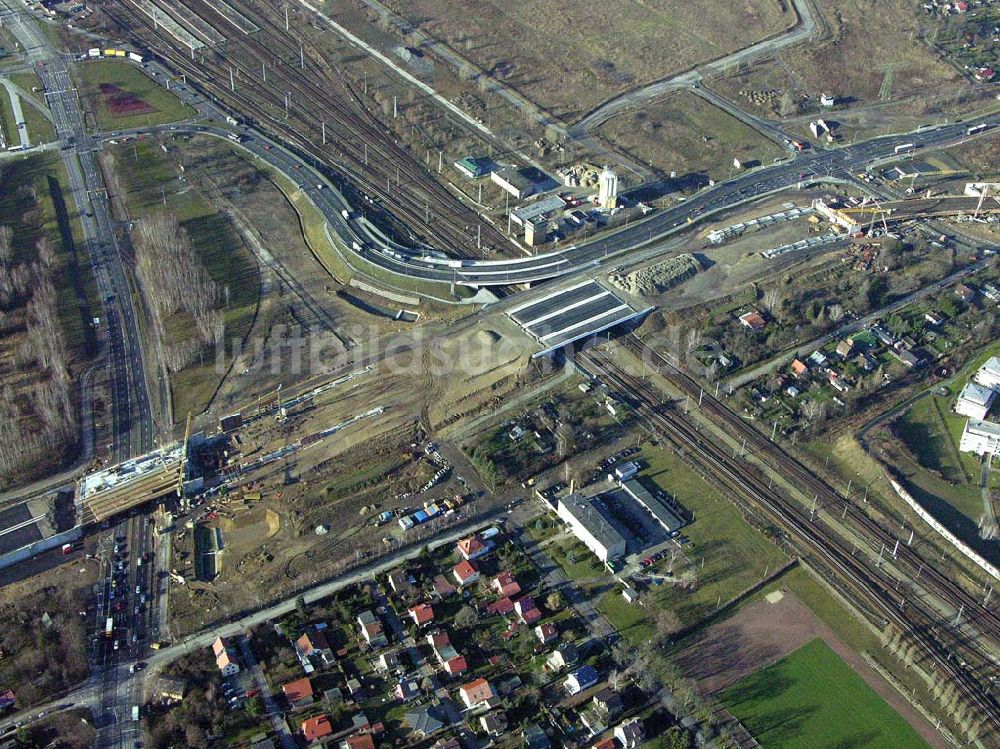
[556,494,627,562]
[598,166,618,210]
[975,357,1000,390]
[959,418,1000,456]
[955,382,996,420]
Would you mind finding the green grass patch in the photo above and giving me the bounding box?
[596,589,655,644]
[722,638,928,749]
[77,60,195,131]
[547,536,606,581]
[20,98,54,144]
[896,396,978,484]
[638,445,788,625]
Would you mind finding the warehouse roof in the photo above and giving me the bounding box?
[557,493,628,553]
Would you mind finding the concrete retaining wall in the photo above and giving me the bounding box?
[0,525,84,571]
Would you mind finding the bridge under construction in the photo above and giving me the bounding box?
[814,194,1000,234]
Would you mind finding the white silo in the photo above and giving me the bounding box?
[598,166,618,209]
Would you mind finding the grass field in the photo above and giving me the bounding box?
[597,91,785,184]
[109,136,259,419]
[379,0,793,119]
[77,61,195,131]
[723,638,929,749]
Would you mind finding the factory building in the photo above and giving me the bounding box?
[556,494,627,562]
[619,479,685,535]
[959,418,1000,456]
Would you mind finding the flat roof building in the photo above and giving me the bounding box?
[959,418,1000,456]
[556,493,627,562]
[956,382,996,421]
[491,166,533,199]
[511,195,567,226]
[976,356,1000,390]
[620,479,685,535]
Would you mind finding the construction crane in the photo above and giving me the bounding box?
[175,411,192,497]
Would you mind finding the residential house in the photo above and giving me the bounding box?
[835,339,855,359]
[808,350,828,368]
[453,560,480,586]
[955,283,976,304]
[535,623,558,644]
[433,739,462,749]
[357,610,388,648]
[340,737,375,749]
[786,385,800,398]
[395,676,421,702]
[925,311,946,327]
[565,665,599,695]
[282,677,314,709]
[409,603,435,627]
[459,677,495,709]
[444,655,468,677]
[428,630,459,664]
[493,571,521,598]
[592,738,616,749]
[346,678,365,700]
[296,628,335,669]
[432,575,456,598]
[615,718,645,748]
[514,596,541,624]
[387,570,414,598]
[738,311,766,330]
[405,705,444,737]
[547,642,579,671]
[790,359,808,377]
[592,688,624,719]
[376,651,401,673]
[250,737,276,749]
[480,711,508,736]
[212,637,240,676]
[487,596,514,616]
[892,348,921,368]
[301,714,333,744]
[523,723,551,749]
[155,677,186,703]
[456,535,492,560]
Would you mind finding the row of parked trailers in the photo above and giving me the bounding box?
[397,496,466,530]
[87,48,144,63]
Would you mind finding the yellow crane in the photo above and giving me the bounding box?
[176,411,192,497]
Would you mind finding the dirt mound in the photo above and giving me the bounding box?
[218,507,281,539]
[478,329,502,344]
[608,253,702,296]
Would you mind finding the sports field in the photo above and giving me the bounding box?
[722,638,929,749]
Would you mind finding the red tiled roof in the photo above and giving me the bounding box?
[488,597,515,615]
[453,560,479,581]
[345,736,375,749]
[282,677,313,703]
[409,603,435,625]
[445,655,468,675]
[457,535,486,558]
[300,714,332,742]
[460,677,494,705]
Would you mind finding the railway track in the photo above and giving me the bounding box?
[618,333,1000,648]
[579,345,999,740]
[102,0,503,258]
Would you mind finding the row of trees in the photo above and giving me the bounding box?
[0,223,76,482]
[133,213,224,372]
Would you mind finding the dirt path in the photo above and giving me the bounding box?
[675,590,949,749]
